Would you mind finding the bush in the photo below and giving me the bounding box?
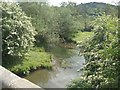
[68,14,119,88]
[1,3,36,61]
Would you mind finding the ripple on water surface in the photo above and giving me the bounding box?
[24,48,85,88]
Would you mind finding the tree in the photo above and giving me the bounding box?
[68,14,119,88]
[57,6,78,42]
[1,3,36,63]
[20,2,60,46]
[20,2,79,45]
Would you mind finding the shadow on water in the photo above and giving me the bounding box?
[46,44,76,59]
[24,44,85,88]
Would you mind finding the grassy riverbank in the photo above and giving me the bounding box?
[73,31,94,43]
[5,32,94,76]
[7,47,52,75]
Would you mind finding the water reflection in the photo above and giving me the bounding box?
[24,47,85,88]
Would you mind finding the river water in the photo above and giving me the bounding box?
[24,46,85,88]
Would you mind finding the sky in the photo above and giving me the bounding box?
[2,0,119,5]
[48,0,119,6]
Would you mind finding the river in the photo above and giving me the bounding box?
[24,45,85,88]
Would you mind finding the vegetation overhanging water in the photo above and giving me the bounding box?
[24,45,85,88]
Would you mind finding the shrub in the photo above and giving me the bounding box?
[1,3,36,61]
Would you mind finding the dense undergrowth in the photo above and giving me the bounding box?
[73,31,94,43]
[5,47,52,75]
[68,14,119,88]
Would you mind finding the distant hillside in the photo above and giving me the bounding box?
[76,2,118,16]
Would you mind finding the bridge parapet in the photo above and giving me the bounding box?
[0,65,43,89]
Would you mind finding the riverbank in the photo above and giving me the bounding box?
[7,47,52,76]
[5,31,94,76]
[5,43,76,76]
[24,47,85,88]
[73,31,94,43]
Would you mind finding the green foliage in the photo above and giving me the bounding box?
[1,3,36,60]
[20,2,118,45]
[58,6,78,42]
[9,47,52,75]
[20,2,81,44]
[1,2,119,84]
[73,32,94,43]
[20,2,60,45]
[68,14,119,88]
[68,78,92,88]
[76,2,118,32]
[77,2,118,17]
